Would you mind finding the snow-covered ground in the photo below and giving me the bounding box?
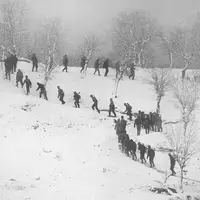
[0,63,199,200]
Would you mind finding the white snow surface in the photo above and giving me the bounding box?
[0,63,199,200]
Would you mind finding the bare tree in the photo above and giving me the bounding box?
[164,122,199,191]
[157,30,174,68]
[37,18,65,85]
[0,0,29,56]
[164,79,200,190]
[112,55,130,98]
[173,79,200,124]
[147,68,173,114]
[80,35,100,74]
[112,10,158,68]
[170,22,200,78]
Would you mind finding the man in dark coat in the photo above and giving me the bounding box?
[114,118,121,135]
[12,54,18,73]
[119,116,127,134]
[74,91,81,108]
[168,153,176,175]
[138,142,146,163]
[62,54,68,72]
[124,102,132,120]
[103,58,109,77]
[31,53,38,72]
[129,62,136,80]
[123,137,130,156]
[134,116,142,136]
[143,117,150,134]
[90,94,100,113]
[16,69,23,87]
[23,75,32,95]
[147,145,155,167]
[57,86,65,104]
[80,56,86,73]
[36,82,48,100]
[94,58,101,76]
[4,55,13,80]
[129,139,137,160]
[108,98,116,117]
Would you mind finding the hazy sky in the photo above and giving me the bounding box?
[25,0,200,51]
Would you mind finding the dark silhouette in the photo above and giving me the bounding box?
[62,54,68,72]
[31,53,38,72]
[90,94,100,113]
[23,75,32,95]
[169,153,176,176]
[36,82,48,100]
[74,92,81,108]
[103,58,109,77]
[108,98,116,117]
[129,62,136,80]
[94,58,101,76]
[16,69,23,87]
[57,86,65,104]
[80,56,86,73]
[147,145,155,167]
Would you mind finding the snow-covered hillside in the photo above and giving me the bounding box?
[0,63,199,200]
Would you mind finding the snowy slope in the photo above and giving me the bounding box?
[0,63,199,200]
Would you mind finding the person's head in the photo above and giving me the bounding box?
[90,94,93,98]
[57,86,60,89]
[121,116,124,119]
[18,69,20,72]
[148,145,151,149]
[37,82,39,85]
[25,75,28,79]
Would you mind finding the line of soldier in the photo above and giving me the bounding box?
[114,116,156,168]
[114,116,177,175]
[63,54,136,79]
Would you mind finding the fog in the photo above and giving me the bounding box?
[9,0,200,54]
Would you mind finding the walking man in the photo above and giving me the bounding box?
[23,75,32,95]
[16,69,23,87]
[94,58,101,76]
[90,94,100,113]
[62,54,68,72]
[57,86,65,104]
[36,82,48,100]
[31,53,38,72]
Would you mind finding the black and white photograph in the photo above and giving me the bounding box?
[0,0,200,199]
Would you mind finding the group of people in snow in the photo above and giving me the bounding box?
[2,53,18,80]
[114,116,176,175]
[1,51,177,176]
[114,116,156,168]
[134,110,163,136]
[61,53,136,79]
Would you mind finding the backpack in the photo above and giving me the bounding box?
[127,103,132,109]
[77,93,81,100]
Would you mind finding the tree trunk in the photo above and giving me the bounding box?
[156,95,162,114]
[169,53,173,68]
[182,60,189,79]
[1,51,5,80]
[180,166,184,191]
[114,72,123,98]
[137,51,142,68]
